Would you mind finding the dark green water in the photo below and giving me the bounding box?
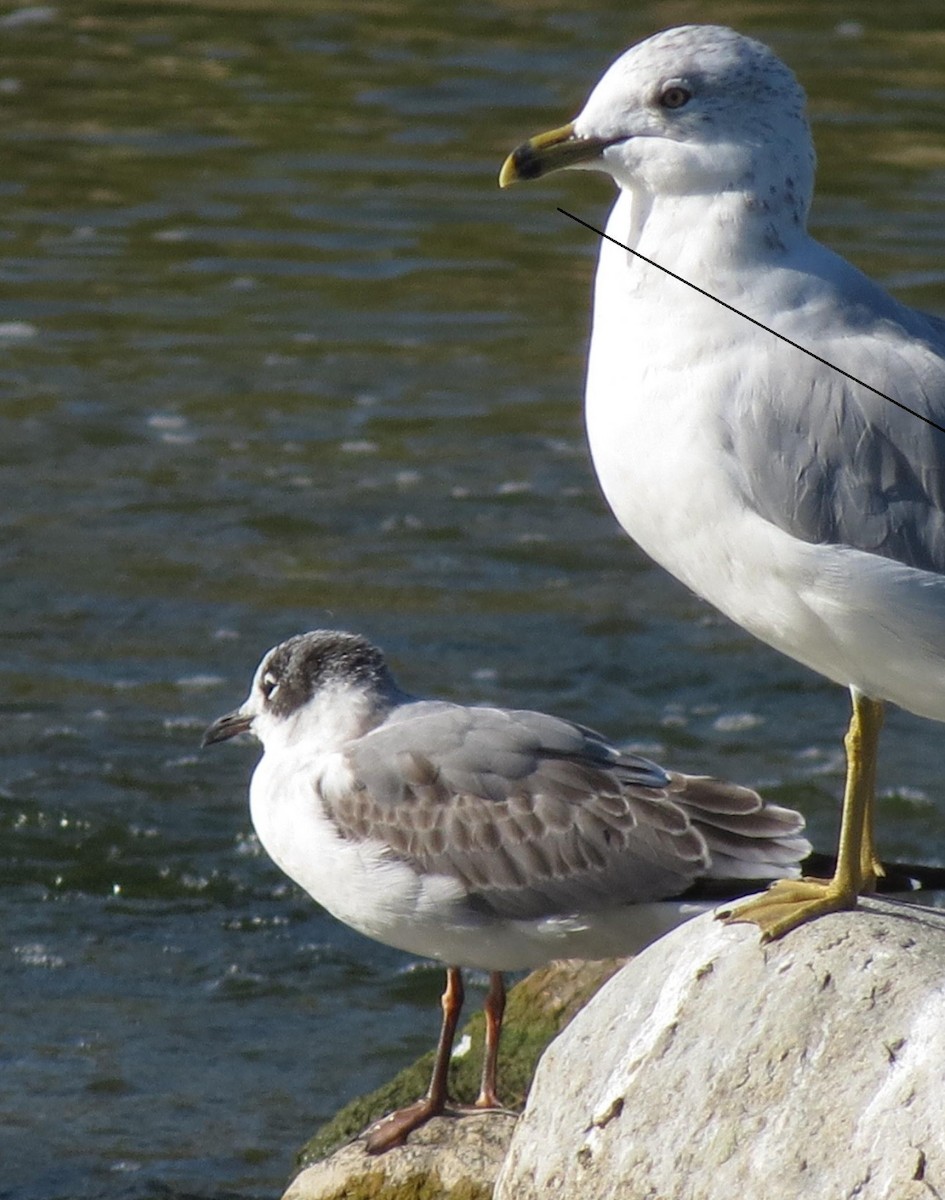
[2,2,945,1196]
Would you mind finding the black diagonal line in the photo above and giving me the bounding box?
[557,206,945,439]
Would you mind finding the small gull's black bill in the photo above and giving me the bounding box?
[201,710,252,748]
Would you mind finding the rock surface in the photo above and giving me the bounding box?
[495,896,945,1200]
[284,1111,516,1200]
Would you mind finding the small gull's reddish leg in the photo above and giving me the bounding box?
[364,966,465,1154]
[474,971,506,1109]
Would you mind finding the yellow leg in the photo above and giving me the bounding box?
[860,718,885,889]
[717,690,885,942]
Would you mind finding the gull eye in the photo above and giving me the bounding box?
[659,84,691,110]
[260,671,280,699]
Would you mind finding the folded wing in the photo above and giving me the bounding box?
[321,702,809,920]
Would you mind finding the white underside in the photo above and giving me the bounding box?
[586,190,945,721]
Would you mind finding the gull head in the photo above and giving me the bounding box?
[500,24,814,226]
[202,630,402,754]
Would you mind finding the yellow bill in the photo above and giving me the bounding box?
[499,122,616,187]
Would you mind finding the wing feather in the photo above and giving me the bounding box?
[320,702,808,919]
[729,293,945,573]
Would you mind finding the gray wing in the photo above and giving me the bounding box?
[323,701,808,920]
[728,268,945,574]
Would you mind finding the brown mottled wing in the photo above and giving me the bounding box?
[322,702,807,920]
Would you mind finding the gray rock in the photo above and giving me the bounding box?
[495,896,945,1200]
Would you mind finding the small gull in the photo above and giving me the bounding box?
[203,629,809,1151]
[500,24,945,939]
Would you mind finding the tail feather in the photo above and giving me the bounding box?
[668,772,810,883]
[666,774,770,815]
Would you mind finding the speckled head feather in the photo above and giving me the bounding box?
[200,629,402,748]
[502,24,815,234]
[574,25,815,225]
[256,630,395,720]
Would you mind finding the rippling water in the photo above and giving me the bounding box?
[3,3,945,1197]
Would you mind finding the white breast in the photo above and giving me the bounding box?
[583,191,945,718]
[248,749,436,941]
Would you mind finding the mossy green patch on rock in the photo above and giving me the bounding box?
[296,958,624,1168]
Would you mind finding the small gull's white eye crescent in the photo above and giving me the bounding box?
[261,671,280,699]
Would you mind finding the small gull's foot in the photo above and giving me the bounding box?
[716,877,859,943]
[447,1097,520,1124]
[463,1100,519,1118]
[363,1097,445,1155]
[472,1087,502,1111]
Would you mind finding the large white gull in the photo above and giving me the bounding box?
[500,24,945,938]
